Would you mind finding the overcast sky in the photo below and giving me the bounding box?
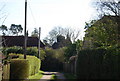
[0,0,96,40]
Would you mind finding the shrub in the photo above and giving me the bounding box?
[41,48,65,71]
[3,47,46,60]
[10,59,29,80]
[3,46,23,55]
[26,47,38,57]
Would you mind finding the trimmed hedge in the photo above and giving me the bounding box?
[76,47,120,80]
[9,54,41,76]
[10,59,29,80]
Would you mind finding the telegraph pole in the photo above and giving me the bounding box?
[38,27,41,59]
[24,0,27,59]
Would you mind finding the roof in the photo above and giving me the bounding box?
[2,36,45,48]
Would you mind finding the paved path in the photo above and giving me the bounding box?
[39,72,65,81]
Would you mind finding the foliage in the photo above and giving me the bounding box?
[2,46,23,55]
[0,25,8,35]
[95,0,120,16]
[50,74,57,80]
[9,54,41,76]
[9,24,23,36]
[52,35,72,49]
[19,54,41,76]
[28,70,44,80]
[44,26,80,45]
[26,47,38,56]
[84,16,118,47]
[39,49,46,60]
[76,47,120,79]
[2,46,46,60]
[41,48,66,71]
[31,28,39,37]
[10,59,29,80]
[64,40,82,62]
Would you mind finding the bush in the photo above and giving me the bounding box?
[10,59,29,80]
[2,47,46,60]
[3,46,23,55]
[41,48,65,71]
[26,47,38,57]
[76,47,120,80]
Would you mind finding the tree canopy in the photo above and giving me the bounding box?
[9,24,23,36]
[0,25,7,36]
[84,16,118,47]
[44,26,80,45]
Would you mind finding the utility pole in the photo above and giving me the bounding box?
[24,0,27,59]
[38,27,41,59]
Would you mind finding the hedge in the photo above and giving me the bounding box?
[10,59,29,80]
[9,53,41,76]
[76,47,120,80]
[3,46,46,60]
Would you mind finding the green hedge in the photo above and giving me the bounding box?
[10,59,29,80]
[3,46,46,60]
[9,54,41,76]
[76,47,120,80]
[26,55,41,76]
[3,46,23,55]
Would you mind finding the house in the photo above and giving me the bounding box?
[2,36,45,48]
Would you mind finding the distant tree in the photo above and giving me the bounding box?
[43,40,51,47]
[9,24,23,36]
[0,25,7,35]
[45,26,80,45]
[31,28,39,37]
[52,35,72,49]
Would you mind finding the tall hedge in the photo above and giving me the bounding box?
[10,59,29,80]
[76,47,120,80]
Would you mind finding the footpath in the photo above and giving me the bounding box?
[39,72,65,81]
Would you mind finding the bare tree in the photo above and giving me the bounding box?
[44,26,81,45]
[95,0,120,16]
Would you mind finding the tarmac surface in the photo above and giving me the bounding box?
[39,72,65,81]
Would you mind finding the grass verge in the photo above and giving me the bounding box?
[49,74,57,81]
[29,70,44,81]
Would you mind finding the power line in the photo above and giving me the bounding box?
[28,1,37,27]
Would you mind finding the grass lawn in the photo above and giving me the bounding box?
[29,70,44,81]
[63,73,76,79]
